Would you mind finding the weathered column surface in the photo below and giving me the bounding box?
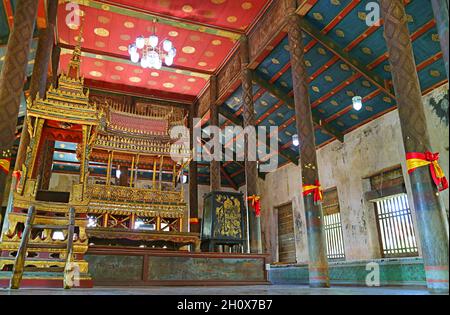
[241,35,262,254]
[431,0,449,79]
[286,0,329,288]
[0,0,40,215]
[13,0,57,181]
[381,0,449,293]
[209,76,221,192]
[189,103,200,233]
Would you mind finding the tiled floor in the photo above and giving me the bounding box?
[0,285,437,295]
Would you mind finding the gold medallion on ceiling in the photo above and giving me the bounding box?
[285,131,292,136]
[337,121,344,127]
[242,2,253,10]
[384,64,391,72]
[432,34,440,42]
[383,97,392,103]
[325,75,333,82]
[350,114,358,120]
[362,47,372,55]
[430,70,441,77]
[269,119,275,125]
[272,58,280,65]
[331,100,339,106]
[358,12,367,21]
[406,15,414,23]
[318,108,326,114]
[346,90,355,97]
[318,47,326,55]
[335,29,345,38]
[312,86,320,93]
[305,60,312,67]
[340,63,350,71]
[331,0,341,5]
[366,106,373,112]
[277,113,284,118]
[261,100,268,107]
[281,81,288,87]
[313,13,324,21]
[362,80,371,88]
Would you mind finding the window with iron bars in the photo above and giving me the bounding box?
[374,194,419,257]
[368,167,419,258]
[322,188,345,261]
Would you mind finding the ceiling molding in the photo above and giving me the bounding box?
[62,0,242,40]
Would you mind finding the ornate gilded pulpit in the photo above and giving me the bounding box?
[201,192,246,252]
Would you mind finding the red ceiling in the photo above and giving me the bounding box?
[98,0,270,31]
[56,1,271,100]
[59,53,208,96]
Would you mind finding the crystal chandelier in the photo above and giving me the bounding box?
[128,20,177,70]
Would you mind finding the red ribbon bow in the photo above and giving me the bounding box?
[406,151,448,192]
[302,180,323,203]
[247,195,261,217]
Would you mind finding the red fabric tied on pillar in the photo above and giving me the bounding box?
[247,195,261,217]
[406,151,449,192]
[302,180,323,203]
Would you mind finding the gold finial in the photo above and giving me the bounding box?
[68,18,85,79]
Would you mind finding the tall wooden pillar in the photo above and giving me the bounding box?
[12,0,57,187]
[240,35,262,254]
[0,0,40,213]
[189,103,200,233]
[286,0,329,288]
[209,76,221,191]
[431,0,449,79]
[380,0,449,293]
[119,165,129,187]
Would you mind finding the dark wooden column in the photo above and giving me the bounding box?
[240,35,262,254]
[189,103,200,233]
[0,0,40,214]
[431,0,449,79]
[119,165,129,187]
[380,0,449,293]
[286,0,329,288]
[13,0,58,179]
[209,76,221,191]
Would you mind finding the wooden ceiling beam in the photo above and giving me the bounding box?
[298,18,396,100]
[251,70,344,142]
[64,0,242,40]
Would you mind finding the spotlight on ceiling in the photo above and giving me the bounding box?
[352,96,363,111]
[292,134,300,147]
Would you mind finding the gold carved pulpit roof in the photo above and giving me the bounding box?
[26,38,100,126]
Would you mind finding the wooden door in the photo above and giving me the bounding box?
[277,203,296,263]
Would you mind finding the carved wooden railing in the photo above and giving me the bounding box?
[86,184,185,205]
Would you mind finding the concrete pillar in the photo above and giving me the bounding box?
[189,103,200,233]
[380,0,449,293]
[240,35,262,254]
[0,0,40,217]
[209,76,221,192]
[286,0,330,288]
[431,0,449,80]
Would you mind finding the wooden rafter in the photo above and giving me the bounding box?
[251,71,345,142]
[220,165,238,190]
[298,18,396,99]
[219,104,299,166]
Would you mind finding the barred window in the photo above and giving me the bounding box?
[367,167,419,258]
[374,194,418,257]
[322,188,345,261]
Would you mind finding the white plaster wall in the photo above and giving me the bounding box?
[258,84,449,263]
